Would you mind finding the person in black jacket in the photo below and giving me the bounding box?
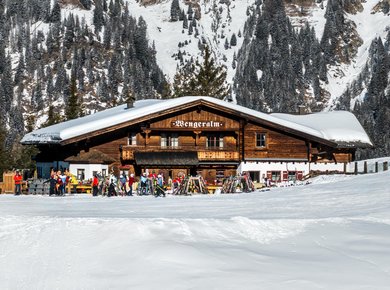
[107,179,116,197]
[44,173,58,196]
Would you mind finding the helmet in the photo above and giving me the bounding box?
[158,174,162,178]
[130,173,134,177]
[143,172,146,176]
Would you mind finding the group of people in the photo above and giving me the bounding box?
[92,172,135,197]
[91,171,182,197]
[45,169,72,196]
[139,172,166,197]
[12,168,185,197]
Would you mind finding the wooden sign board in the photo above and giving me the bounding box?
[171,120,224,129]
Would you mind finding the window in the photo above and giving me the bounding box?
[128,132,137,146]
[248,171,260,183]
[256,133,267,148]
[102,169,107,177]
[77,169,85,180]
[282,171,303,182]
[288,171,296,182]
[268,171,281,182]
[161,133,179,147]
[206,134,224,149]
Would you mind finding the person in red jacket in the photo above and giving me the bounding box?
[128,173,135,196]
[92,174,99,196]
[14,171,23,195]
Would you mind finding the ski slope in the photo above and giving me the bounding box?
[1,171,390,289]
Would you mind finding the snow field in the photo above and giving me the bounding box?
[1,170,390,289]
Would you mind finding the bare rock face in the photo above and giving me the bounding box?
[343,0,364,14]
[59,0,84,9]
[372,0,390,14]
[284,0,316,19]
[138,0,164,6]
[335,19,363,64]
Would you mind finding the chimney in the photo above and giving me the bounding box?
[126,92,135,109]
[127,99,134,109]
[298,105,306,115]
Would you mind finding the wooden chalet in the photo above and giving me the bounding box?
[21,96,372,184]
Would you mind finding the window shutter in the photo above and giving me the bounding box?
[282,171,288,181]
[297,171,303,180]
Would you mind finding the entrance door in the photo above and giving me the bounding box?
[190,167,197,177]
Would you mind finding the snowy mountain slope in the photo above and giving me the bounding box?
[121,0,389,106]
[325,0,390,109]
[286,0,390,109]
[1,0,390,164]
[123,0,255,83]
[1,170,390,289]
[4,0,389,110]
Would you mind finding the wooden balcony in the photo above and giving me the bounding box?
[197,151,239,161]
[121,146,239,162]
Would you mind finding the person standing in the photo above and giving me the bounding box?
[119,174,127,196]
[92,174,99,196]
[59,171,67,195]
[128,173,135,196]
[14,171,23,195]
[44,173,58,196]
[155,174,165,197]
[56,173,63,196]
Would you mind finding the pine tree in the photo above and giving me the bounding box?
[94,0,105,33]
[14,54,25,85]
[187,5,193,20]
[230,33,237,46]
[50,1,61,23]
[64,14,75,49]
[65,77,82,120]
[193,46,230,99]
[80,0,92,10]
[0,117,9,179]
[1,54,13,112]
[0,36,6,74]
[43,105,62,127]
[170,0,181,21]
[183,13,188,29]
[172,46,230,99]
[224,38,229,50]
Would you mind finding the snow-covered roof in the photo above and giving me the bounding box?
[21,96,372,148]
[271,111,373,148]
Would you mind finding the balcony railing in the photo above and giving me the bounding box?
[197,151,239,161]
[121,145,239,161]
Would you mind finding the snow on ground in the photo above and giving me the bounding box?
[1,170,390,289]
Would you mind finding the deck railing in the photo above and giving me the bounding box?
[121,145,239,161]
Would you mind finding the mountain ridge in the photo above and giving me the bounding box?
[0,0,389,169]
